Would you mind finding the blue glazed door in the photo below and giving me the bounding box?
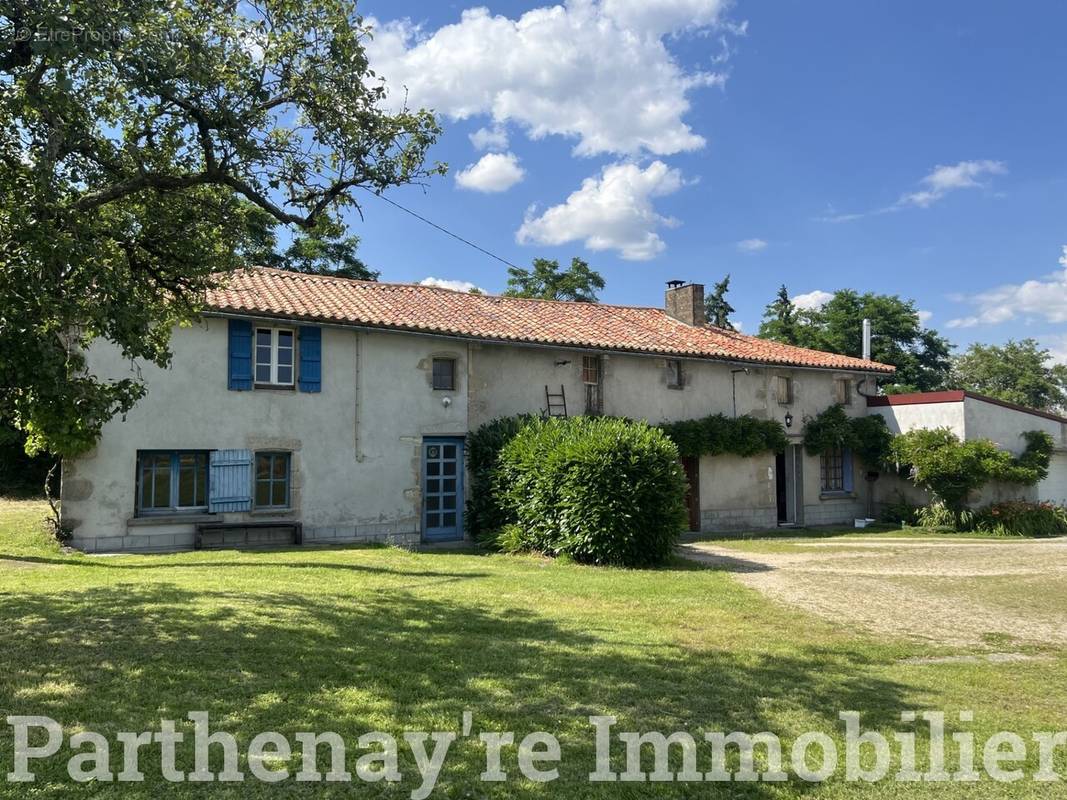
[423,438,465,541]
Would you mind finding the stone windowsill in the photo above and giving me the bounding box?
[819,491,858,501]
[127,513,214,528]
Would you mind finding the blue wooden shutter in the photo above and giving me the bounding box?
[208,449,253,512]
[228,319,253,391]
[842,447,854,492]
[298,326,322,393]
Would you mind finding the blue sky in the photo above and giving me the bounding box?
[350,0,1067,358]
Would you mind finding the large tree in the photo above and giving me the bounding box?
[757,285,799,344]
[246,210,379,280]
[952,339,1067,411]
[0,0,442,459]
[704,274,736,330]
[759,289,952,393]
[504,257,605,302]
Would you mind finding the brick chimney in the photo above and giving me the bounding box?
[664,281,705,327]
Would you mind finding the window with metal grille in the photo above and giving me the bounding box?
[432,357,456,391]
[254,327,295,386]
[820,447,845,492]
[582,355,600,385]
[255,452,291,509]
[137,451,208,515]
[582,355,601,414]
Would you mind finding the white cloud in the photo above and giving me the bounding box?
[947,246,1067,329]
[455,152,526,193]
[364,2,734,157]
[516,161,685,260]
[600,0,729,37]
[792,289,834,311]
[469,125,509,151]
[917,309,933,325]
[897,159,1007,209]
[1044,333,1067,365]
[736,238,767,253]
[818,159,1007,222]
[419,277,484,293]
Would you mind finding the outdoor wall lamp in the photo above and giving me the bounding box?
[784,412,794,428]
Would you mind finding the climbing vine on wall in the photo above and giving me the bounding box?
[660,414,789,459]
[889,427,1054,513]
[802,404,893,467]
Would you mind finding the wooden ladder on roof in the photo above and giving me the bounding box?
[544,385,568,417]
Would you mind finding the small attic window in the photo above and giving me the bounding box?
[666,359,684,389]
[432,358,456,391]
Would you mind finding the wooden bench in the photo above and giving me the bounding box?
[194,521,303,550]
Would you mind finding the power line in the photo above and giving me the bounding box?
[360,187,523,271]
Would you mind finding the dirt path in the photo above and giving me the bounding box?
[680,537,1067,646]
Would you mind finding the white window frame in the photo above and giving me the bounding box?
[255,326,296,387]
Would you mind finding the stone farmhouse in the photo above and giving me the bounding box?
[61,267,901,552]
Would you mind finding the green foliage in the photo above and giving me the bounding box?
[1000,430,1056,485]
[890,428,1054,513]
[660,414,788,459]
[490,524,528,554]
[759,289,952,392]
[916,501,973,530]
[464,415,536,541]
[757,285,799,344]
[952,339,1067,412]
[0,422,52,495]
[802,405,893,467]
[247,212,379,280]
[497,417,687,567]
[704,274,736,330]
[972,501,1067,538]
[504,257,605,302]
[879,492,920,526]
[0,0,443,458]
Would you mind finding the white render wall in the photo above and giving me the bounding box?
[62,319,470,551]
[63,318,875,551]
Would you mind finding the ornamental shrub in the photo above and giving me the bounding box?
[497,416,687,567]
[465,415,535,541]
[890,428,1054,516]
[972,501,1067,537]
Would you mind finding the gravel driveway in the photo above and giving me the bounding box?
[680,536,1067,646]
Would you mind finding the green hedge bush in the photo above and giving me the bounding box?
[464,415,535,540]
[497,416,687,567]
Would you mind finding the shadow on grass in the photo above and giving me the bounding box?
[674,546,775,574]
[0,552,490,581]
[0,576,919,798]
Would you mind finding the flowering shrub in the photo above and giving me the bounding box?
[972,501,1067,538]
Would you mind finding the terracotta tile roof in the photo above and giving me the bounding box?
[206,267,895,373]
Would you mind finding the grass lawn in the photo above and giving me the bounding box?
[1,499,1065,798]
